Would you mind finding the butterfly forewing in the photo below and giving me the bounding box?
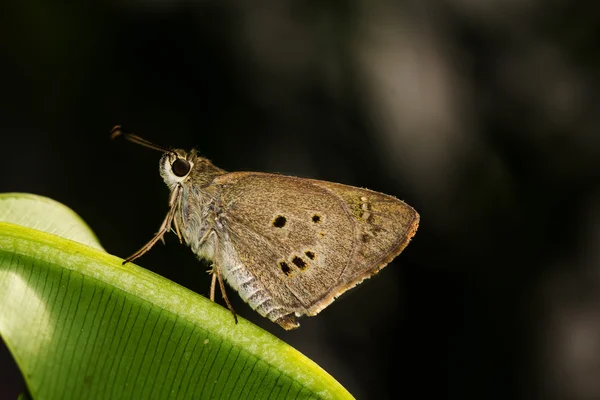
[213,172,418,328]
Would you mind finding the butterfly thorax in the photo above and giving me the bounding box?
[176,184,221,258]
[161,151,226,259]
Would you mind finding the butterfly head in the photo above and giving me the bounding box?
[159,149,196,189]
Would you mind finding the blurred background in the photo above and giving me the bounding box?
[2,1,600,399]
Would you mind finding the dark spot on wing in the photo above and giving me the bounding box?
[272,215,287,228]
[312,214,321,223]
[305,251,315,260]
[292,256,307,270]
[279,261,292,276]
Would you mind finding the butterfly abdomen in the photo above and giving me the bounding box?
[219,236,297,327]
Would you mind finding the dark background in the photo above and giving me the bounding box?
[2,1,600,399]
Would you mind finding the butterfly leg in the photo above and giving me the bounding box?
[123,186,181,264]
[209,270,216,301]
[211,231,238,324]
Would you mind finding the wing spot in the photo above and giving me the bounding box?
[272,215,287,228]
[279,261,292,276]
[292,256,308,270]
[305,251,315,260]
[312,214,321,223]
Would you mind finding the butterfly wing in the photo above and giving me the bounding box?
[214,172,419,329]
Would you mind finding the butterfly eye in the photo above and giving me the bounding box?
[172,158,191,177]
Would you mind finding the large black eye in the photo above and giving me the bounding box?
[172,158,191,177]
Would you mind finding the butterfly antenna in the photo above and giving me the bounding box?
[110,125,173,153]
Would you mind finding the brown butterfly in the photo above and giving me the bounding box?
[112,126,419,329]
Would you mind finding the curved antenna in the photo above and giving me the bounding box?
[110,125,173,153]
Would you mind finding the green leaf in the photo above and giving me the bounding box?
[0,193,354,400]
[0,193,103,250]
